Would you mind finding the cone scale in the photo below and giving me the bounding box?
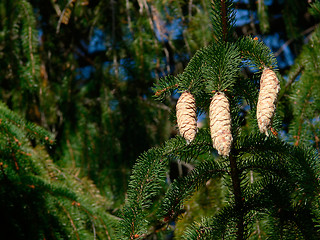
[176,91,197,143]
[209,92,232,156]
[257,68,280,136]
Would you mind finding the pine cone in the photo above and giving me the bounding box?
[257,68,280,136]
[209,92,232,156]
[176,91,197,143]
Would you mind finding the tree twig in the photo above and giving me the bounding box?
[274,24,318,57]
[278,64,303,101]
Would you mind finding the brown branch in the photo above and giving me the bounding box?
[274,24,318,57]
[126,0,133,35]
[66,139,76,169]
[78,204,112,240]
[294,86,313,146]
[221,0,228,42]
[60,203,80,240]
[20,1,37,85]
[111,0,119,79]
[56,0,75,33]
[229,150,244,240]
[308,120,320,152]
[278,64,303,101]
[188,0,193,22]
[154,83,178,96]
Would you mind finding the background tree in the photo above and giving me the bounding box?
[0,0,214,206]
[0,102,117,239]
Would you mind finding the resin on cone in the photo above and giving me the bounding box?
[257,68,280,136]
[209,92,232,156]
[176,91,197,143]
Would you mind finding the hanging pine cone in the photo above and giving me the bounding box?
[257,68,280,136]
[209,92,232,156]
[176,91,197,143]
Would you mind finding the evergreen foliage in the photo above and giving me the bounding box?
[0,102,117,239]
[202,43,241,92]
[287,24,320,150]
[0,0,319,239]
[0,0,218,238]
[118,1,320,239]
[210,0,236,43]
[237,36,277,70]
[257,0,269,34]
[1,0,215,208]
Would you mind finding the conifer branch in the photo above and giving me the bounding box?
[309,122,320,152]
[118,130,214,238]
[278,64,303,101]
[210,0,235,44]
[154,83,178,98]
[0,102,54,143]
[294,86,313,147]
[203,43,241,91]
[159,159,227,222]
[229,150,244,240]
[59,202,80,240]
[221,0,228,42]
[152,75,178,101]
[237,36,277,70]
[17,0,40,90]
[287,25,320,147]
[179,48,205,92]
[182,206,239,239]
[56,0,76,33]
[21,0,36,78]
[294,81,313,146]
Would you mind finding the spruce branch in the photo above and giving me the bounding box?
[56,0,76,33]
[123,1,320,239]
[293,85,314,147]
[309,122,320,152]
[0,102,54,144]
[153,47,205,102]
[210,0,236,44]
[237,36,277,70]
[202,43,241,92]
[58,201,81,240]
[178,48,205,93]
[221,0,228,42]
[18,0,41,91]
[237,134,320,199]
[20,0,36,78]
[288,26,320,147]
[229,150,244,240]
[159,159,227,222]
[169,129,213,163]
[244,175,320,239]
[182,206,239,239]
[0,100,116,239]
[309,1,320,18]
[118,129,216,238]
[152,75,178,102]
[278,63,303,101]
